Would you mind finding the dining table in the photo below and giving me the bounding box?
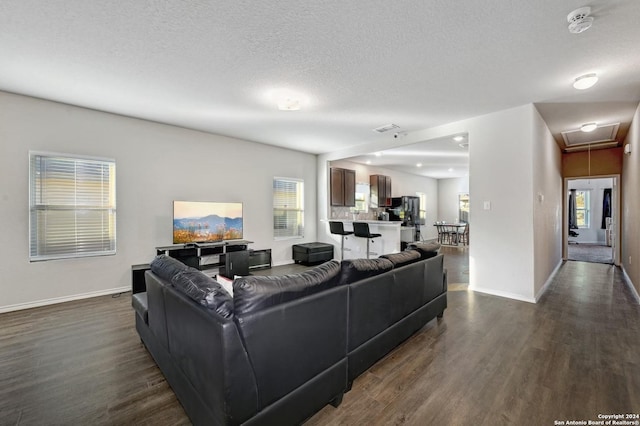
[433,222,468,245]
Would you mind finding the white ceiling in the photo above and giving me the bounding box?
[1,1,639,178]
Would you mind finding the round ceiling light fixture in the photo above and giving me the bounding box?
[567,6,594,34]
[277,98,301,111]
[580,122,597,132]
[573,73,598,90]
[453,135,465,142]
[416,163,422,168]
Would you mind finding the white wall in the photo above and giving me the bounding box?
[465,105,536,302]
[319,104,555,303]
[567,178,613,244]
[532,107,563,299]
[0,91,318,312]
[437,177,469,223]
[327,159,439,240]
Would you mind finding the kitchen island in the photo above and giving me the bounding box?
[325,220,402,259]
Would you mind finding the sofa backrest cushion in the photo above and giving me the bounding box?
[150,254,191,281]
[233,260,341,316]
[379,250,421,268]
[339,258,394,285]
[407,242,441,259]
[171,270,234,319]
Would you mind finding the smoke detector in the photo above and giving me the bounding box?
[567,7,594,34]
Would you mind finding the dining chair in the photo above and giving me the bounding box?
[457,223,469,245]
[445,224,458,245]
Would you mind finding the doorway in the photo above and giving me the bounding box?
[564,176,619,265]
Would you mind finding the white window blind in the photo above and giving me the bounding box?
[29,152,116,261]
[273,177,304,239]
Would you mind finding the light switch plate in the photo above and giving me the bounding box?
[483,201,491,210]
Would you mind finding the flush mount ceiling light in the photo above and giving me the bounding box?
[453,135,465,142]
[374,152,382,157]
[567,6,594,34]
[448,168,454,172]
[416,163,422,167]
[573,73,598,90]
[277,98,301,111]
[580,122,598,132]
[265,88,308,111]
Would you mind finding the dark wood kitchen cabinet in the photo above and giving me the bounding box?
[370,174,392,208]
[330,167,356,206]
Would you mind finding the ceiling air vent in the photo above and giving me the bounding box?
[373,123,400,133]
[561,122,620,147]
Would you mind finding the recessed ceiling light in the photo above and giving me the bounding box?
[448,168,454,172]
[374,152,382,157]
[366,160,372,165]
[580,122,597,132]
[573,73,598,90]
[416,163,422,167]
[453,135,465,142]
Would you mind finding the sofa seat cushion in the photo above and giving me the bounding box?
[171,270,234,318]
[233,260,341,316]
[339,258,394,285]
[150,254,191,281]
[407,242,441,259]
[379,250,421,268]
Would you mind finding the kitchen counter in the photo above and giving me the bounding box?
[324,219,402,259]
[337,219,402,226]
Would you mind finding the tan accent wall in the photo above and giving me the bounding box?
[562,147,623,178]
[621,104,640,298]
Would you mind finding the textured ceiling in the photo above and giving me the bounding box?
[1,1,639,177]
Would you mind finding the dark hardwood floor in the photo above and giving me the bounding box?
[2,249,639,425]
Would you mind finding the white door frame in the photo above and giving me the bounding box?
[562,174,620,265]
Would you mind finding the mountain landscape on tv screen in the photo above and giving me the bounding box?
[173,214,243,243]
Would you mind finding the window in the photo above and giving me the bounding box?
[273,177,304,239]
[459,194,469,223]
[29,152,116,261]
[575,190,590,228]
[354,183,369,213]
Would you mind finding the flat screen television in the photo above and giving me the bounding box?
[173,201,243,244]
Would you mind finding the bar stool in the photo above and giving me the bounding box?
[352,222,382,259]
[329,221,353,260]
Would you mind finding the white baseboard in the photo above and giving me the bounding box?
[468,285,536,304]
[272,260,295,267]
[535,259,564,302]
[621,265,640,304]
[0,286,130,314]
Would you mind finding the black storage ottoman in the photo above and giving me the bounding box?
[292,242,334,265]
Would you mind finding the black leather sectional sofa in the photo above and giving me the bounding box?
[132,244,447,425]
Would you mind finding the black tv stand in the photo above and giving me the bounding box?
[156,240,253,277]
